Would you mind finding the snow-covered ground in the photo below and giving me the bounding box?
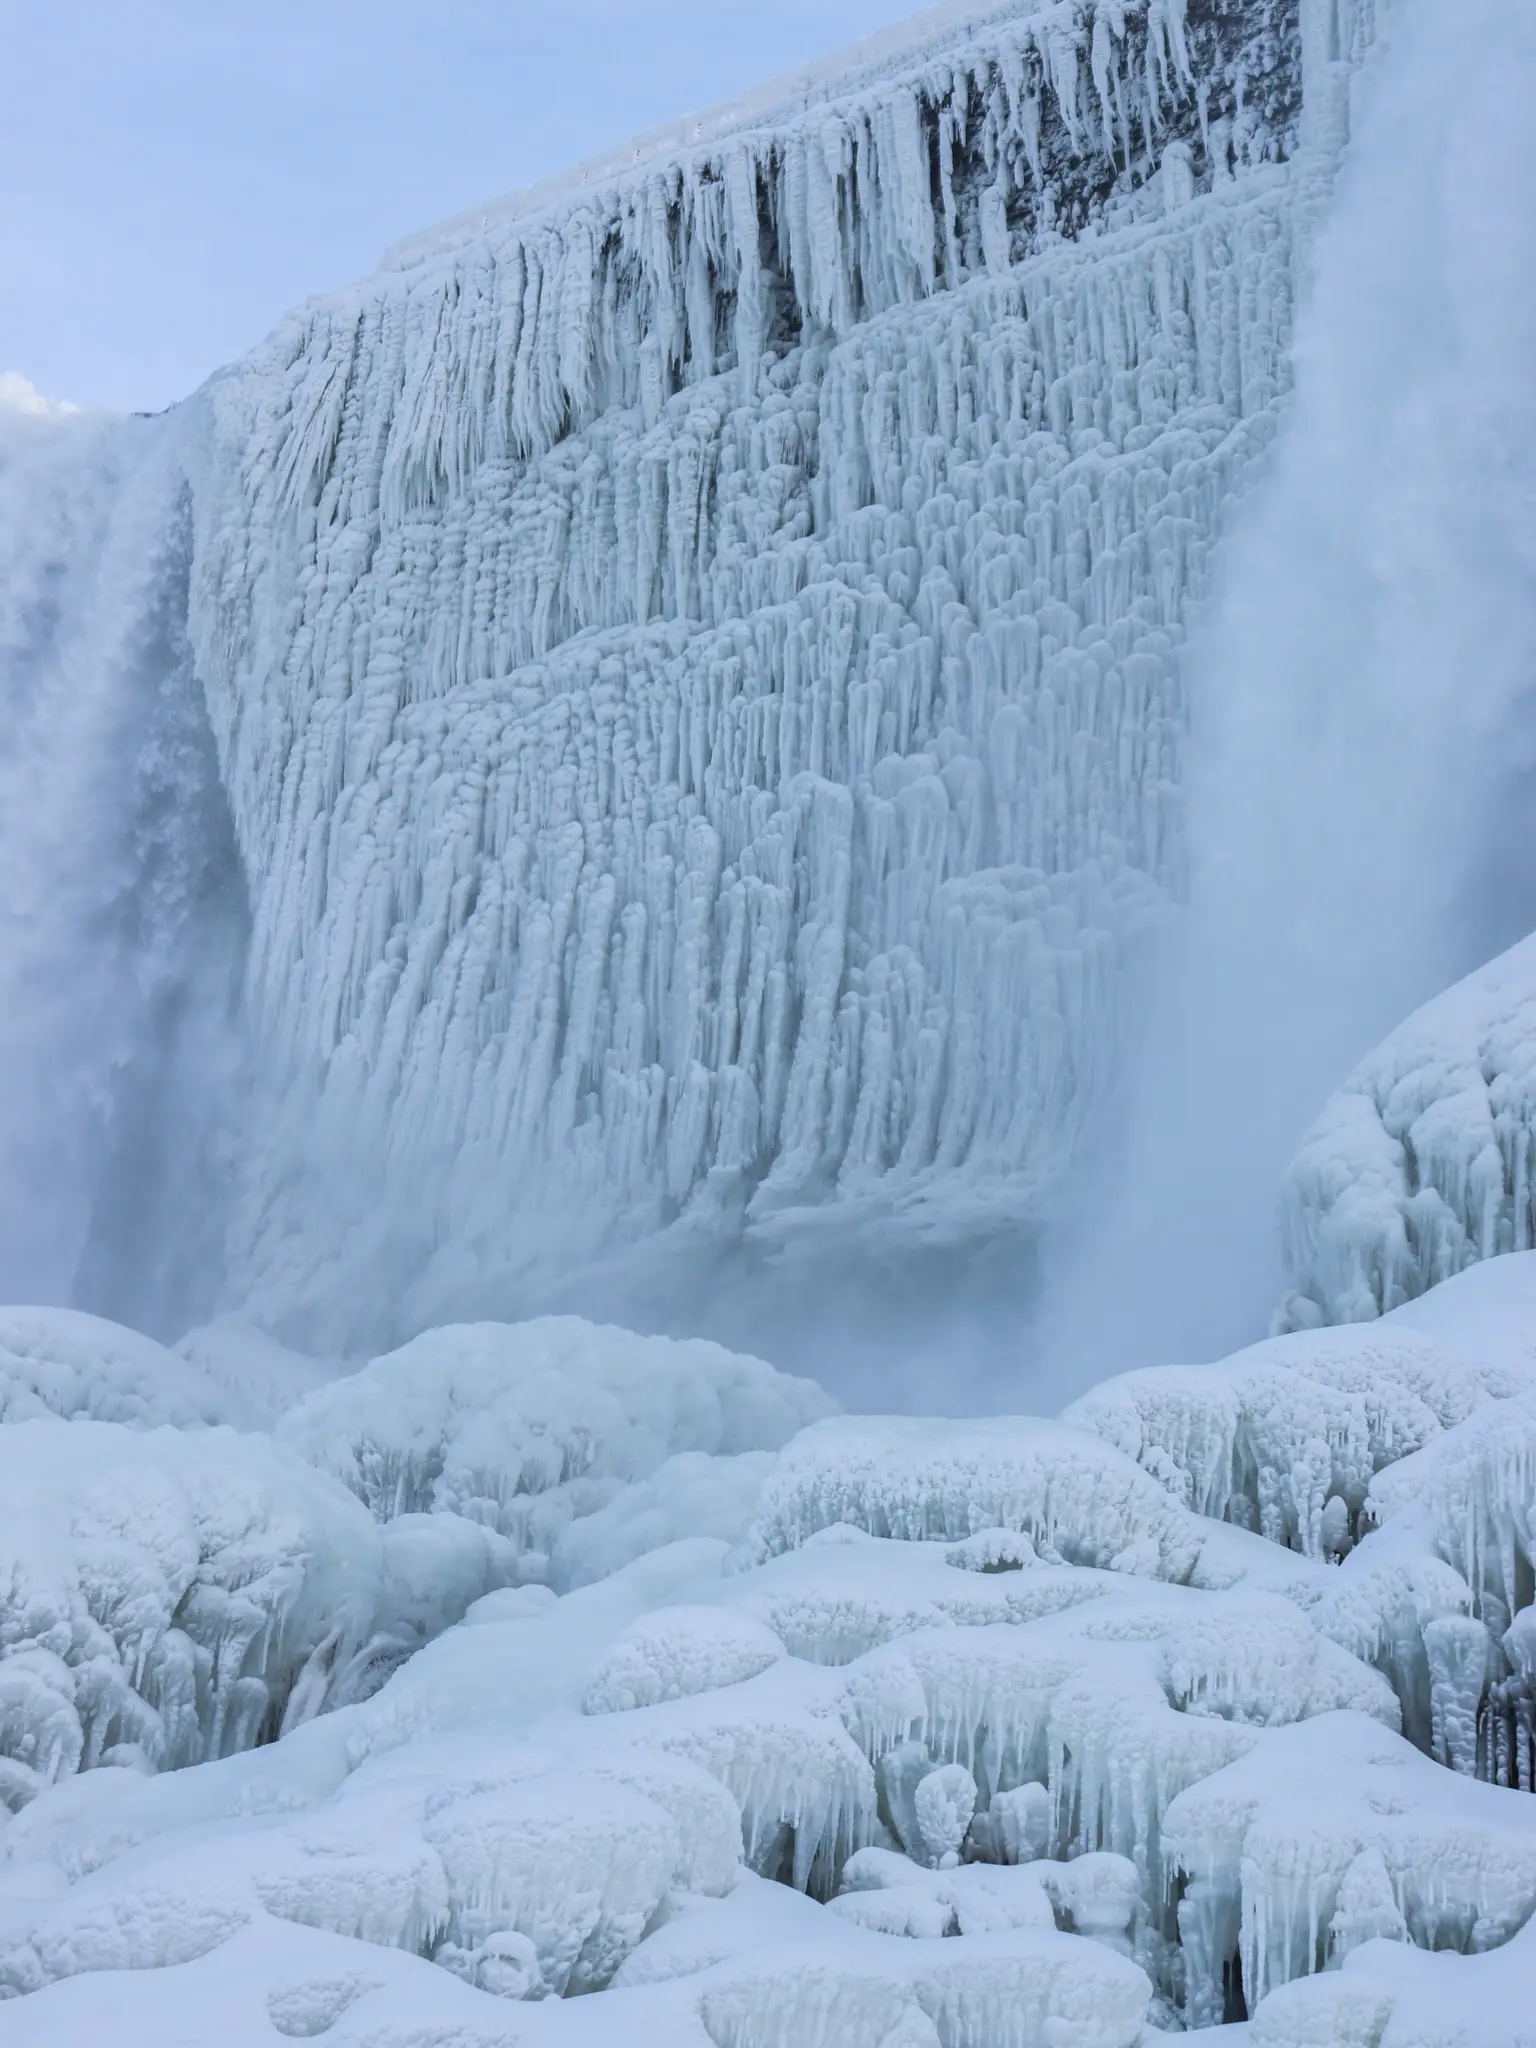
[0,1258,1534,2043]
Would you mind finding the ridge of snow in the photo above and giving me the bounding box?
[382,0,1205,270]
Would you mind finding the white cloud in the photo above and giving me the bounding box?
[0,370,77,418]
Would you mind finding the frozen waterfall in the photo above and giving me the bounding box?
[198,0,1338,1373]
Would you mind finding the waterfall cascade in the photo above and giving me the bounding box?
[0,407,244,1336]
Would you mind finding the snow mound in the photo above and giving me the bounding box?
[277,1318,833,1588]
[0,1419,517,1805]
[1280,933,1536,1327]
[553,1448,777,1591]
[584,1606,786,1713]
[0,1306,254,1430]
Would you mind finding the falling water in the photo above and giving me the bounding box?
[1043,0,1536,1391]
[0,407,247,1333]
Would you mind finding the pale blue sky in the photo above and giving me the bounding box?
[1,1,918,414]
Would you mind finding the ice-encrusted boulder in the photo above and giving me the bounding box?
[1280,932,1536,1328]
[275,1317,833,1588]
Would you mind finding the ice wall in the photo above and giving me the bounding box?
[0,407,246,1335]
[179,0,1368,1355]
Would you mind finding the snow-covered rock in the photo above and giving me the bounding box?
[1066,1269,1536,1557]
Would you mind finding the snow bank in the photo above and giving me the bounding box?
[0,1365,1466,2045]
[1,1263,1534,2042]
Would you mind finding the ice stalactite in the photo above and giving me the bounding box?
[178,0,1354,1352]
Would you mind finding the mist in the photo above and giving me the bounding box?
[1038,0,1536,1398]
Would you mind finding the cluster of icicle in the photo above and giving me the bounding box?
[177,0,1378,1343]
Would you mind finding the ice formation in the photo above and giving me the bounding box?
[1281,933,1536,1331]
[0,1414,519,1798]
[1,1265,1535,2043]
[3,0,1536,2041]
[275,1317,832,1587]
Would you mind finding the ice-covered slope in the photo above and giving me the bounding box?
[1,1261,1535,2043]
[167,0,1380,1350]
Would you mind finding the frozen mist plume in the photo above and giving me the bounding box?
[1041,0,1536,1397]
